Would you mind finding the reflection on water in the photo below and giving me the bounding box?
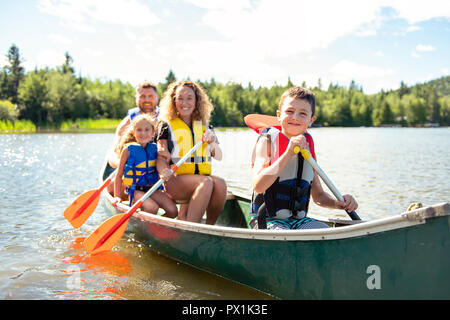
[0,128,448,299]
[57,237,130,300]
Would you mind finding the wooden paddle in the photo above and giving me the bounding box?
[64,177,112,229]
[83,137,206,255]
[244,114,361,221]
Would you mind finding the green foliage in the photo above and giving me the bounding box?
[0,119,36,133]
[17,70,49,128]
[0,100,17,121]
[0,43,449,130]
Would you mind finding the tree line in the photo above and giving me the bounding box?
[1,44,449,129]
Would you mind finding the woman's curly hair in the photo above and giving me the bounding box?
[115,114,155,154]
[158,80,214,124]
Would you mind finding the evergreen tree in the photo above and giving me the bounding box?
[4,44,25,104]
[61,52,75,75]
[427,88,440,123]
[158,69,177,95]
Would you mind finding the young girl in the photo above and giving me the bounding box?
[114,114,177,218]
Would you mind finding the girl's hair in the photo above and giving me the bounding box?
[158,80,214,124]
[115,114,155,154]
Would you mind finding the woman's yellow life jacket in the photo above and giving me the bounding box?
[167,117,211,175]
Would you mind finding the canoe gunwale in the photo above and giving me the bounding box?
[104,187,449,242]
[99,159,449,242]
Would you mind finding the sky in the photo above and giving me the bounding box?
[0,0,449,94]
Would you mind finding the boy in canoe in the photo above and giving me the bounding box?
[250,86,358,229]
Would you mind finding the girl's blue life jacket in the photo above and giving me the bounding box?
[122,142,160,204]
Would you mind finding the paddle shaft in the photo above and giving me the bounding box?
[72,177,111,220]
[92,138,206,251]
[296,147,361,220]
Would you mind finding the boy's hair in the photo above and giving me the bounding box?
[279,87,316,116]
[136,81,158,94]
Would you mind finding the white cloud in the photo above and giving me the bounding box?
[184,0,252,12]
[411,44,436,58]
[356,29,377,37]
[187,0,450,56]
[48,33,72,44]
[375,50,384,57]
[415,44,436,52]
[442,68,449,76]
[38,0,161,31]
[330,60,395,78]
[406,25,422,32]
[387,0,450,24]
[190,0,384,56]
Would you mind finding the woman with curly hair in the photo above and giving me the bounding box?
[156,80,227,224]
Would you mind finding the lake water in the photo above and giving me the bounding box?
[0,128,449,300]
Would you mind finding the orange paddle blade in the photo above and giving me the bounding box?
[83,213,129,255]
[64,189,101,229]
[244,114,280,133]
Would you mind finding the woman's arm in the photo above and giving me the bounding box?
[157,139,174,180]
[209,141,222,161]
[204,128,222,161]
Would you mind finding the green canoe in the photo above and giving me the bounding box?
[100,161,450,299]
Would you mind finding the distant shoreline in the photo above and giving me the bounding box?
[1,119,448,134]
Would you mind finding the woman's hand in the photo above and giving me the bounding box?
[203,129,217,144]
[160,167,175,181]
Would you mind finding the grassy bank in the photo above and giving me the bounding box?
[0,120,36,133]
[60,119,121,132]
[0,119,122,134]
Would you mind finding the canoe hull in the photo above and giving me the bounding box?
[100,162,450,299]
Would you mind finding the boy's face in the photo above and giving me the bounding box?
[276,97,316,138]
